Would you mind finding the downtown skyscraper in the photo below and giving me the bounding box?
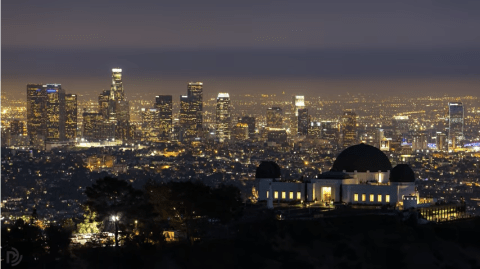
[180,82,203,140]
[341,109,357,148]
[65,93,78,141]
[96,68,131,142]
[216,93,231,142]
[155,95,173,140]
[291,95,305,135]
[27,84,75,149]
[266,107,283,129]
[448,102,464,148]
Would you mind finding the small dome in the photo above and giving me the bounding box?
[331,143,392,172]
[390,164,415,182]
[255,161,281,179]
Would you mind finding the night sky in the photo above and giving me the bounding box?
[3,0,480,99]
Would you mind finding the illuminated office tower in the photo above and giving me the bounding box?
[155,95,173,140]
[412,132,427,151]
[291,95,305,135]
[98,90,111,119]
[187,82,203,132]
[436,132,447,151]
[308,121,322,138]
[27,84,47,148]
[180,95,197,139]
[216,93,231,142]
[321,121,337,141]
[82,111,115,141]
[65,94,77,141]
[267,107,283,128]
[392,115,409,142]
[297,108,309,135]
[448,102,464,148]
[10,119,25,136]
[82,112,103,141]
[115,100,130,141]
[141,108,160,142]
[45,84,66,142]
[238,116,256,139]
[180,82,204,139]
[111,68,124,101]
[233,123,249,141]
[341,110,357,148]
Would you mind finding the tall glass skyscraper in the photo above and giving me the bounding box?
[27,84,47,149]
[65,93,78,141]
[216,93,231,142]
[111,68,124,101]
[155,95,173,140]
[341,109,357,148]
[187,82,203,132]
[297,108,309,135]
[267,107,283,128]
[27,84,75,148]
[448,102,464,148]
[45,84,65,142]
[291,95,305,135]
[180,82,203,139]
[141,108,160,142]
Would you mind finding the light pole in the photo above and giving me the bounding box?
[111,215,119,247]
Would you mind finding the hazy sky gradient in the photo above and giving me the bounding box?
[3,0,480,99]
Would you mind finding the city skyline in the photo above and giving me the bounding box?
[3,1,480,267]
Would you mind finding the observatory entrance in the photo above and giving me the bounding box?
[322,187,332,201]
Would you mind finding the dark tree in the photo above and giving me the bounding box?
[85,177,145,247]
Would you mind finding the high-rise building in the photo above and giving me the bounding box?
[321,121,337,142]
[45,84,65,143]
[308,121,322,139]
[267,107,283,128]
[115,100,130,141]
[65,94,77,141]
[141,108,160,142]
[291,95,305,135]
[83,112,103,141]
[436,132,447,151]
[27,84,47,149]
[216,93,231,142]
[82,111,115,142]
[238,116,256,139]
[155,95,173,140]
[341,110,357,148]
[412,132,427,151]
[10,119,25,136]
[233,123,249,141]
[98,90,111,119]
[180,95,196,139]
[448,102,464,148]
[297,108,309,135]
[179,82,204,139]
[392,115,409,142]
[96,69,131,142]
[187,82,203,132]
[111,68,124,101]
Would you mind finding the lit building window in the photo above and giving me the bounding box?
[282,191,286,199]
[378,194,382,202]
[274,191,278,199]
[386,195,390,203]
[370,194,374,202]
[362,194,366,202]
[289,191,294,200]
[354,193,359,202]
[266,191,269,199]
[297,192,301,200]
